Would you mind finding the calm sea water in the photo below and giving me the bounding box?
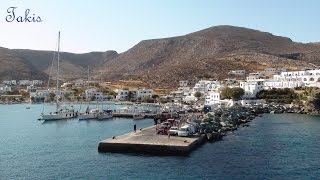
[1,104,320,179]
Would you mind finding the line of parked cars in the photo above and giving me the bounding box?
[157,119,197,137]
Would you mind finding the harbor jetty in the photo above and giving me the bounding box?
[98,126,206,156]
[98,105,265,156]
[112,104,160,118]
[112,112,156,118]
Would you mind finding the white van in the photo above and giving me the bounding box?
[178,124,195,137]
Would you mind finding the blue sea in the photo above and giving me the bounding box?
[1,104,320,179]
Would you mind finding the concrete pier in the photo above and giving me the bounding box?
[98,126,206,156]
[112,113,156,118]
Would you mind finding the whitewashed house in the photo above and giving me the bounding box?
[228,70,245,76]
[246,72,265,82]
[74,79,85,87]
[115,88,153,101]
[263,68,277,75]
[61,82,73,88]
[179,80,189,87]
[19,80,32,86]
[0,84,12,94]
[263,68,286,75]
[240,81,264,99]
[3,80,17,86]
[32,80,44,86]
[30,89,74,100]
[27,85,37,92]
[178,87,192,96]
[193,80,221,94]
[83,88,113,101]
[261,69,320,89]
[115,89,129,101]
[135,89,153,99]
[183,94,196,103]
[205,91,221,105]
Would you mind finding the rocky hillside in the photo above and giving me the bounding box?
[97,25,320,88]
[1,25,320,88]
[0,47,48,80]
[0,47,119,81]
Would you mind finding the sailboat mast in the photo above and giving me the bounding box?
[87,65,90,82]
[56,31,60,110]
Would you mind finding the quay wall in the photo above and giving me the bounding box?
[98,133,206,156]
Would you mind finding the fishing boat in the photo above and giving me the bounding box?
[78,107,99,120]
[78,66,99,120]
[97,109,113,120]
[40,32,77,121]
[133,113,145,120]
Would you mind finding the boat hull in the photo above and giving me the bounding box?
[41,112,77,121]
[133,114,145,120]
[78,113,97,120]
[97,113,113,120]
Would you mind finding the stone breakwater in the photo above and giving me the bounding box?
[199,106,260,141]
[98,106,264,156]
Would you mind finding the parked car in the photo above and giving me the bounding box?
[157,125,168,135]
[169,126,179,136]
[161,122,171,128]
[178,124,196,137]
[178,126,190,137]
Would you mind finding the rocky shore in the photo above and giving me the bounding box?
[196,103,309,142]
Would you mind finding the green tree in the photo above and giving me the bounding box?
[256,88,298,103]
[151,94,159,102]
[128,91,134,101]
[159,98,168,104]
[103,89,117,97]
[221,87,244,100]
[230,87,244,100]
[194,91,202,99]
[20,91,30,98]
[152,94,159,99]
[6,90,19,95]
[64,93,72,101]
[142,96,154,103]
[221,87,232,99]
[49,93,56,102]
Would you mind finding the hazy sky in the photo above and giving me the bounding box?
[0,0,319,53]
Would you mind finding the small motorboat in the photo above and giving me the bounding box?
[133,113,145,120]
[97,109,113,120]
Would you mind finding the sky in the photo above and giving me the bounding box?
[0,0,319,53]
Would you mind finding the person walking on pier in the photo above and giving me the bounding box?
[134,124,136,133]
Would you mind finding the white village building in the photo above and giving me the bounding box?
[228,70,245,76]
[2,80,17,86]
[115,89,129,101]
[240,81,264,99]
[193,80,221,94]
[30,89,74,100]
[115,88,153,101]
[205,91,221,105]
[179,80,189,87]
[74,79,85,87]
[84,88,112,101]
[32,80,44,86]
[0,84,12,94]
